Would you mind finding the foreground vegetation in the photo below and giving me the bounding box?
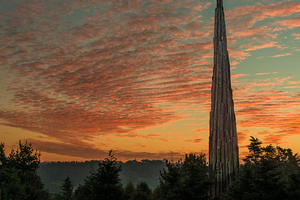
[1,137,300,200]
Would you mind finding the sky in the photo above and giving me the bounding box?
[0,0,299,161]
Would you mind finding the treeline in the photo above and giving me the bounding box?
[1,137,300,200]
[38,159,165,193]
[0,142,48,199]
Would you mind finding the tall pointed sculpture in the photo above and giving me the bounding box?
[209,0,239,199]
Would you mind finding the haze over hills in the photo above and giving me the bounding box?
[38,160,165,194]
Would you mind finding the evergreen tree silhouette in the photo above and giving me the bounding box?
[0,141,49,200]
[134,182,152,200]
[157,153,210,200]
[74,151,124,200]
[225,137,300,200]
[124,182,135,200]
[61,177,73,200]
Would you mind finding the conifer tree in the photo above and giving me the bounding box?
[0,141,49,200]
[134,182,152,200]
[225,137,300,200]
[74,151,124,200]
[61,177,73,200]
[157,153,210,200]
[124,182,135,200]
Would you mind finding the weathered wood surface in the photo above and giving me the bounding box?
[209,0,239,199]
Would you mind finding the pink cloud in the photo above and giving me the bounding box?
[245,42,279,51]
[293,33,300,40]
[271,53,292,58]
[256,72,278,76]
[227,1,300,29]
[276,15,300,29]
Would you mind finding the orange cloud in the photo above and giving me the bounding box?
[271,53,292,58]
[245,42,279,51]
[29,138,185,161]
[276,15,300,29]
[293,33,300,40]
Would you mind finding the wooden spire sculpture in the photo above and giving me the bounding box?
[209,0,239,199]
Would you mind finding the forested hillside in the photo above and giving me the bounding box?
[38,160,165,193]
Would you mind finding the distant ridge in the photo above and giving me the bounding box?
[38,160,165,193]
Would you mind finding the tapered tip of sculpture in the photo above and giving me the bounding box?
[217,0,223,8]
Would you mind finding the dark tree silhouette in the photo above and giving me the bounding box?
[134,182,152,200]
[74,151,124,200]
[224,137,300,200]
[156,153,210,200]
[124,182,135,200]
[61,177,73,200]
[0,141,49,200]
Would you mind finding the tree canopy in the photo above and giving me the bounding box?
[155,153,210,200]
[224,137,300,200]
[74,151,124,200]
[61,177,73,200]
[0,141,48,200]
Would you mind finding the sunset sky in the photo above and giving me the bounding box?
[0,0,299,161]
